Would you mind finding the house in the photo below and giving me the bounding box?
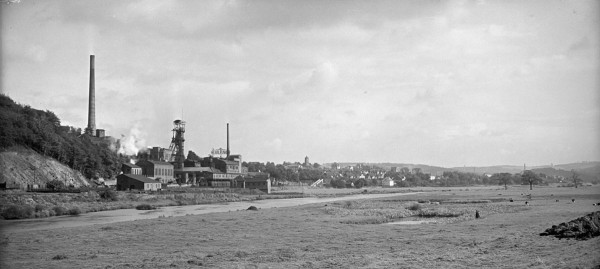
[383,177,395,187]
[122,163,142,175]
[135,160,175,184]
[116,174,161,191]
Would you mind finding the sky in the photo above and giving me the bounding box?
[1,0,599,167]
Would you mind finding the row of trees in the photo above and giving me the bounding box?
[0,94,124,179]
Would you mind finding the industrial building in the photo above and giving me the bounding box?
[135,160,175,184]
[116,174,161,191]
[121,163,142,175]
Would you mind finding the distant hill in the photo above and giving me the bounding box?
[324,161,600,183]
[450,165,524,175]
[328,162,452,175]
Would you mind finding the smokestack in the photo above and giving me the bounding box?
[226,123,230,158]
[86,55,96,136]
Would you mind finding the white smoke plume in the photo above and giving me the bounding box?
[118,124,147,156]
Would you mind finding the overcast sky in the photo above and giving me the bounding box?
[1,0,599,167]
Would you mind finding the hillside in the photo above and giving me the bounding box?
[0,94,124,188]
[450,165,524,175]
[0,147,90,189]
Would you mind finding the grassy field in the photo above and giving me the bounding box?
[1,185,599,268]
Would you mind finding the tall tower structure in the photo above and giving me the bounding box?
[169,120,186,169]
[85,55,96,136]
[226,123,230,158]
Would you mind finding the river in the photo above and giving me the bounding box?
[0,192,419,233]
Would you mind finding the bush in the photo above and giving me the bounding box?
[52,254,68,260]
[68,207,81,215]
[53,206,67,216]
[46,180,66,191]
[407,203,422,211]
[135,204,156,210]
[34,204,46,212]
[1,205,34,219]
[99,189,118,201]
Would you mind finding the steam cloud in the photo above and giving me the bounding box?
[118,124,147,156]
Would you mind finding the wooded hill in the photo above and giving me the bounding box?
[0,94,123,181]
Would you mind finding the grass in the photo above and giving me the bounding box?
[1,186,600,268]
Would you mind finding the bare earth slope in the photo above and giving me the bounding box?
[0,148,90,189]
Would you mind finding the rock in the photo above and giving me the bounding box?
[540,211,600,240]
[247,206,258,211]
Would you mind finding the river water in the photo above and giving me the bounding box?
[0,192,419,233]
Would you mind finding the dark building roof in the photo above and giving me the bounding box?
[175,167,214,173]
[122,163,141,168]
[136,160,174,166]
[214,158,239,165]
[117,174,159,184]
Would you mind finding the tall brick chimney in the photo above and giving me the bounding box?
[226,123,230,158]
[85,55,96,136]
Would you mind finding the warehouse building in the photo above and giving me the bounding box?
[135,160,174,184]
[116,174,161,191]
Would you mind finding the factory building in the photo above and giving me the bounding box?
[149,147,173,162]
[135,160,174,184]
[235,172,271,193]
[116,174,161,191]
[121,163,142,175]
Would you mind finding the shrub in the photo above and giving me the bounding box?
[53,206,67,216]
[34,204,46,212]
[1,205,34,219]
[99,189,118,201]
[135,204,156,210]
[46,180,66,191]
[52,254,67,260]
[68,207,81,215]
[407,203,422,211]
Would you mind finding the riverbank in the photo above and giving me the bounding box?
[0,192,421,233]
[0,186,419,220]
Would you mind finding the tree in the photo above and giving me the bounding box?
[491,173,513,190]
[571,169,580,188]
[521,170,542,190]
[355,178,367,188]
[46,180,66,191]
[400,167,410,175]
[187,150,202,161]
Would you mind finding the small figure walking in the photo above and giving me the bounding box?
[475,210,480,219]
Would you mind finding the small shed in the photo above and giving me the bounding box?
[116,174,161,191]
[235,177,271,194]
